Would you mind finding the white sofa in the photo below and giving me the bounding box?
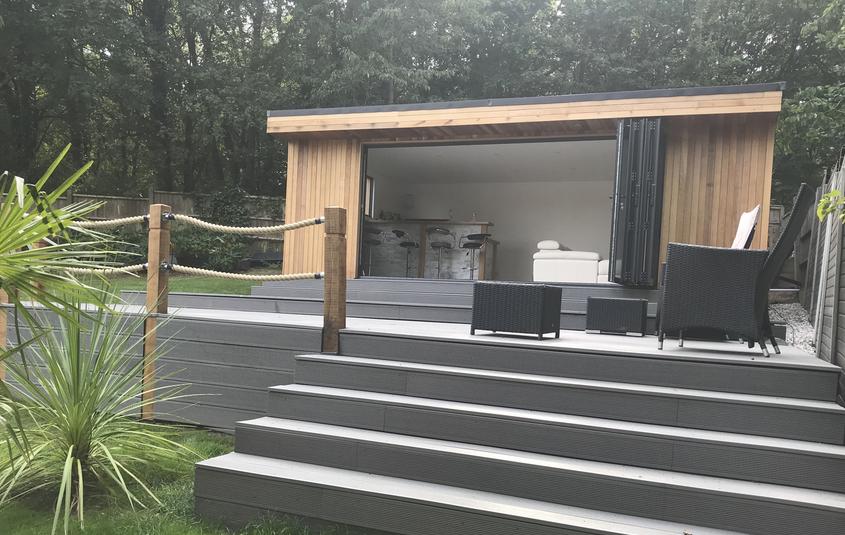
[533,240,609,283]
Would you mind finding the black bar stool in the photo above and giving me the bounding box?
[460,233,491,279]
[362,225,382,276]
[392,230,419,278]
[428,227,453,279]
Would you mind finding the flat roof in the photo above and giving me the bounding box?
[267,82,786,117]
[266,82,784,139]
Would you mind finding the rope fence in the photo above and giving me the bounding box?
[63,263,148,276]
[39,203,347,420]
[72,215,148,229]
[169,213,324,235]
[168,264,322,281]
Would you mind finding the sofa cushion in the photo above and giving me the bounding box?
[537,240,561,250]
[533,250,601,261]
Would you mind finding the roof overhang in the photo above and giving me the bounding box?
[267,83,784,140]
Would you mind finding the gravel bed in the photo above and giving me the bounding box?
[770,302,815,355]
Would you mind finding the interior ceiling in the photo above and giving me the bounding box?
[366,139,618,184]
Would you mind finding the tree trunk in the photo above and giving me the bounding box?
[143,0,173,191]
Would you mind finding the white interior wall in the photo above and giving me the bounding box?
[368,140,616,281]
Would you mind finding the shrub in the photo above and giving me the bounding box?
[171,187,251,272]
[0,290,194,534]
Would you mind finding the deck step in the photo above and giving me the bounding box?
[268,384,845,492]
[123,291,633,329]
[195,453,744,535]
[293,355,845,444]
[232,417,845,535]
[339,330,840,400]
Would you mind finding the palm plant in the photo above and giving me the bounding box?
[0,291,193,535]
[0,145,122,461]
[0,144,116,317]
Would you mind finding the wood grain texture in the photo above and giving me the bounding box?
[143,203,171,420]
[658,114,777,265]
[268,91,781,138]
[322,207,347,353]
[283,140,362,278]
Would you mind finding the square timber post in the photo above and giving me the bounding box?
[322,207,347,353]
[142,203,171,420]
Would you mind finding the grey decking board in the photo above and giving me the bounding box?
[266,386,845,492]
[234,417,845,511]
[156,400,258,430]
[293,356,845,443]
[338,322,830,371]
[195,453,745,535]
[295,355,844,411]
[338,331,839,400]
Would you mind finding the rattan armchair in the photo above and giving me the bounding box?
[658,183,814,356]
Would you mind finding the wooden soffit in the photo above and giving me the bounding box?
[267,83,783,140]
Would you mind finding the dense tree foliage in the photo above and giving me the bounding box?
[0,0,843,202]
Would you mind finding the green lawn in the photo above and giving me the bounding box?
[110,266,282,296]
[0,428,354,535]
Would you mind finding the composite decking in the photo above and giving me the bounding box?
[184,280,845,534]
[123,276,660,330]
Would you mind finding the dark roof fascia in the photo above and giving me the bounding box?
[267,82,786,118]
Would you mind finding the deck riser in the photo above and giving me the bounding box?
[232,425,845,535]
[195,473,616,535]
[294,360,845,444]
[127,290,647,329]
[256,277,659,299]
[250,285,659,314]
[266,390,845,493]
[196,464,844,535]
[339,333,839,401]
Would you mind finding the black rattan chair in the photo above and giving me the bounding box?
[658,183,814,356]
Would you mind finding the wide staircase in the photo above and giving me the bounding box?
[195,330,845,534]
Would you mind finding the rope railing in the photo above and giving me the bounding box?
[40,203,347,421]
[63,263,148,276]
[72,215,148,229]
[168,213,324,235]
[168,264,322,281]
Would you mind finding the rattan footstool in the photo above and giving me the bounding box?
[470,281,562,340]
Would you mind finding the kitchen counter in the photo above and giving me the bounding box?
[362,219,497,279]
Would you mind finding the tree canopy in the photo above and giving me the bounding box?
[1,0,843,202]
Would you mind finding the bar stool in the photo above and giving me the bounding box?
[428,227,453,279]
[460,233,491,279]
[362,225,382,276]
[392,230,419,278]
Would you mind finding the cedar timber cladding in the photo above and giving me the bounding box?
[658,113,777,264]
[283,139,362,278]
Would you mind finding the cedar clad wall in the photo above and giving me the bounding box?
[658,113,777,264]
[283,139,362,277]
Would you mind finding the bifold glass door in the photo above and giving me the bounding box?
[609,118,665,287]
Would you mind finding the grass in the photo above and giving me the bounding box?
[0,427,357,535]
[109,266,282,296]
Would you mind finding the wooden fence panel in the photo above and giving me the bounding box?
[808,154,845,367]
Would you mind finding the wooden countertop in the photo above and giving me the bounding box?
[365,219,494,226]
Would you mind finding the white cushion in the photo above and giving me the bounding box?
[537,240,561,250]
[730,205,760,249]
[533,250,601,261]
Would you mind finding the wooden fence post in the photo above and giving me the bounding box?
[0,290,7,381]
[141,204,171,420]
[323,207,347,353]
